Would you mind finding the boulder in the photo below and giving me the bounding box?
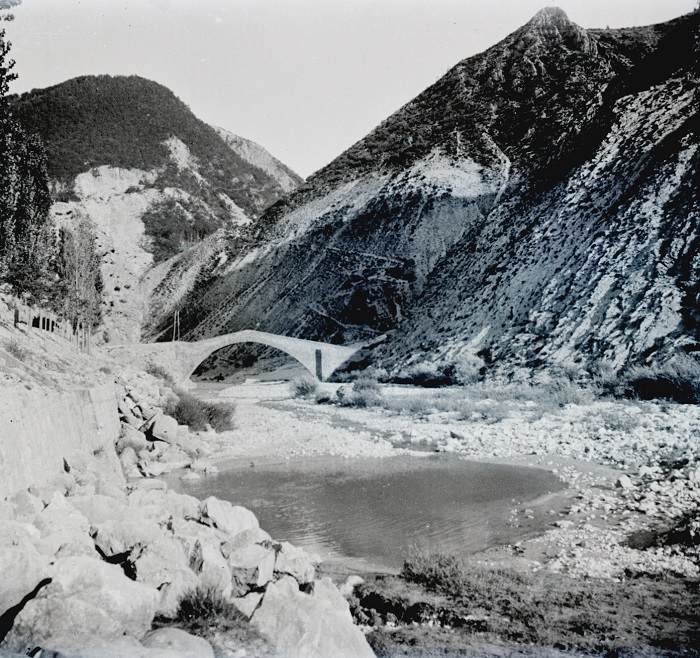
[0,500,16,521]
[30,634,148,658]
[190,460,217,474]
[33,493,95,558]
[0,541,51,618]
[128,489,199,522]
[169,518,230,559]
[69,494,130,525]
[119,424,149,452]
[92,518,162,556]
[232,591,263,619]
[274,541,318,585]
[189,539,232,598]
[94,480,128,500]
[9,489,43,519]
[150,414,179,443]
[199,497,258,536]
[615,474,633,489]
[141,628,215,658]
[130,536,197,617]
[28,472,74,504]
[251,576,375,658]
[338,575,364,599]
[158,445,191,465]
[3,556,160,651]
[130,478,168,492]
[220,527,272,556]
[226,543,276,596]
[138,461,170,478]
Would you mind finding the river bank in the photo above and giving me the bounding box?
[183,377,699,655]
[186,378,700,582]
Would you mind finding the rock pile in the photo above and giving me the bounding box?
[0,373,375,658]
[114,373,219,481]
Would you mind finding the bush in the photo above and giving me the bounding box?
[291,375,319,398]
[621,355,700,404]
[165,389,234,432]
[336,371,383,407]
[393,354,484,388]
[145,361,175,386]
[155,585,270,652]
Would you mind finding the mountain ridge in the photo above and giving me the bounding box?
[11,74,303,343]
[146,9,698,378]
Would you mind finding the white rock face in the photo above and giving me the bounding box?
[252,575,375,658]
[214,126,303,193]
[3,556,160,651]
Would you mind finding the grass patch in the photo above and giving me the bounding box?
[4,339,29,362]
[354,550,700,657]
[165,389,234,432]
[154,585,270,654]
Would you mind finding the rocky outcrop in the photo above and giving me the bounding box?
[0,383,121,499]
[150,9,699,378]
[0,360,374,657]
[252,576,375,658]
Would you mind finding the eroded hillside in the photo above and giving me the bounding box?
[12,75,302,343]
[149,8,698,377]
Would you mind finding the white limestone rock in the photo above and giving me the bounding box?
[251,576,375,658]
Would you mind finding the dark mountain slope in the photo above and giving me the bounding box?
[10,75,303,343]
[11,75,297,217]
[148,9,698,377]
[376,11,699,375]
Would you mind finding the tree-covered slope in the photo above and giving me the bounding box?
[11,74,297,217]
[10,75,303,343]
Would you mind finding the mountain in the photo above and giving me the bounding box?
[11,75,302,342]
[149,8,699,377]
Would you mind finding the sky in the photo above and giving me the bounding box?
[4,0,697,178]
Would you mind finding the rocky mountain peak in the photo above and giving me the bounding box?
[519,5,596,55]
[530,6,571,27]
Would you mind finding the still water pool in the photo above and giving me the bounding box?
[171,455,565,571]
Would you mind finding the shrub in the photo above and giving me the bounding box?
[291,375,319,398]
[145,361,175,386]
[165,389,234,432]
[156,585,270,652]
[4,338,29,362]
[393,355,484,388]
[621,355,700,404]
[336,371,383,407]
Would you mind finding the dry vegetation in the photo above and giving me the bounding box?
[153,586,271,655]
[146,362,235,432]
[351,550,700,658]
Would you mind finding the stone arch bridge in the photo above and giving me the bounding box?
[104,330,363,385]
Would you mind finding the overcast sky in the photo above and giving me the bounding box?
[5,0,696,178]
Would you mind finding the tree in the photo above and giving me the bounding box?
[0,1,56,302]
[56,215,103,329]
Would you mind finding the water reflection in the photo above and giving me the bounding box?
[173,455,565,570]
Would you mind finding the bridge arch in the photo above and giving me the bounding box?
[104,330,363,386]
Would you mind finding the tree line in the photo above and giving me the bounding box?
[0,4,102,330]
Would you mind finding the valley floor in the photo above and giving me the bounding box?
[185,376,700,655]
